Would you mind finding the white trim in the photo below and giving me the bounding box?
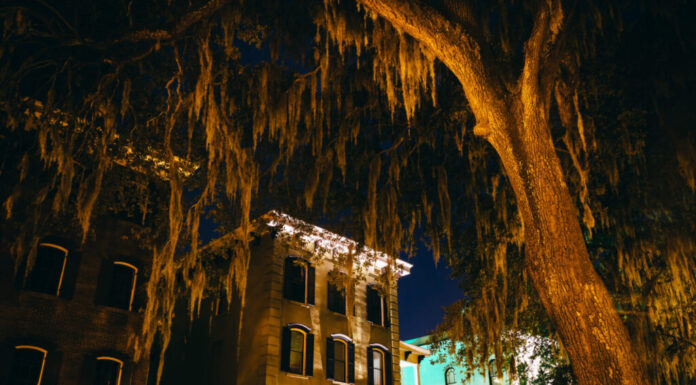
[14,345,47,385]
[368,343,390,352]
[330,333,352,342]
[399,341,431,356]
[96,356,123,385]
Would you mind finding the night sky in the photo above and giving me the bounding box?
[397,248,461,340]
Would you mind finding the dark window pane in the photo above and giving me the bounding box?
[106,263,136,310]
[334,341,345,382]
[9,347,45,385]
[288,330,304,374]
[366,286,382,325]
[284,258,307,303]
[95,358,122,385]
[26,245,66,295]
[327,282,346,314]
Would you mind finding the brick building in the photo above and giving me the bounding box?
[0,217,154,385]
[161,212,413,385]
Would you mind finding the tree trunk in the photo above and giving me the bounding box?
[357,0,651,383]
[485,110,649,385]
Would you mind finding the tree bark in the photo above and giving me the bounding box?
[359,0,651,384]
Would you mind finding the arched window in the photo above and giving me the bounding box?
[445,367,457,385]
[95,356,123,385]
[327,274,347,314]
[282,257,315,305]
[26,243,68,295]
[106,261,138,310]
[367,345,391,385]
[326,334,354,383]
[9,345,47,385]
[281,324,314,376]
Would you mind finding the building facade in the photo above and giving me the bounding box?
[404,336,509,385]
[0,217,154,385]
[161,212,412,385]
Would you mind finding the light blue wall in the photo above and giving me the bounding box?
[401,365,417,385]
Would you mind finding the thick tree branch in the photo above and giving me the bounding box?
[116,0,233,43]
[358,0,508,134]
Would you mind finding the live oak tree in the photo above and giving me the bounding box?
[1,1,694,385]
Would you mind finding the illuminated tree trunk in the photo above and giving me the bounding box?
[359,0,650,384]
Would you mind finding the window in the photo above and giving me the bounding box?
[26,243,68,295]
[326,335,354,383]
[283,257,315,305]
[445,368,456,385]
[366,285,389,327]
[95,357,123,385]
[105,262,137,310]
[9,345,47,385]
[281,324,314,376]
[327,281,346,314]
[488,359,502,385]
[367,345,391,385]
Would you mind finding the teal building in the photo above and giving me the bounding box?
[401,336,508,385]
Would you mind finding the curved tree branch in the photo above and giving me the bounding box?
[116,0,233,43]
[358,0,509,132]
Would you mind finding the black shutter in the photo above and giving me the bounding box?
[325,338,334,379]
[305,333,314,376]
[383,294,390,328]
[366,286,380,324]
[307,265,315,305]
[43,350,62,385]
[283,258,293,300]
[366,348,374,385]
[280,327,291,372]
[347,342,355,383]
[385,349,392,385]
[95,259,114,305]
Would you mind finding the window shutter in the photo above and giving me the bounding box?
[307,265,315,305]
[347,342,355,383]
[383,294,391,328]
[366,348,374,385]
[385,350,392,385]
[283,258,293,300]
[95,259,114,305]
[325,338,334,379]
[366,286,379,324]
[305,333,314,376]
[280,327,291,372]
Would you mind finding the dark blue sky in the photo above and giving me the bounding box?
[397,249,462,340]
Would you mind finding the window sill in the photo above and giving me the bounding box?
[284,298,314,308]
[284,372,310,380]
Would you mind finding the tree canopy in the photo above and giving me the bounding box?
[1,0,694,384]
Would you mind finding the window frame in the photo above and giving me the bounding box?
[110,261,138,311]
[283,257,311,305]
[95,356,124,385]
[372,348,384,385]
[288,327,307,376]
[327,281,347,315]
[366,285,389,327]
[27,243,69,296]
[12,345,47,385]
[333,338,348,382]
[445,367,456,385]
